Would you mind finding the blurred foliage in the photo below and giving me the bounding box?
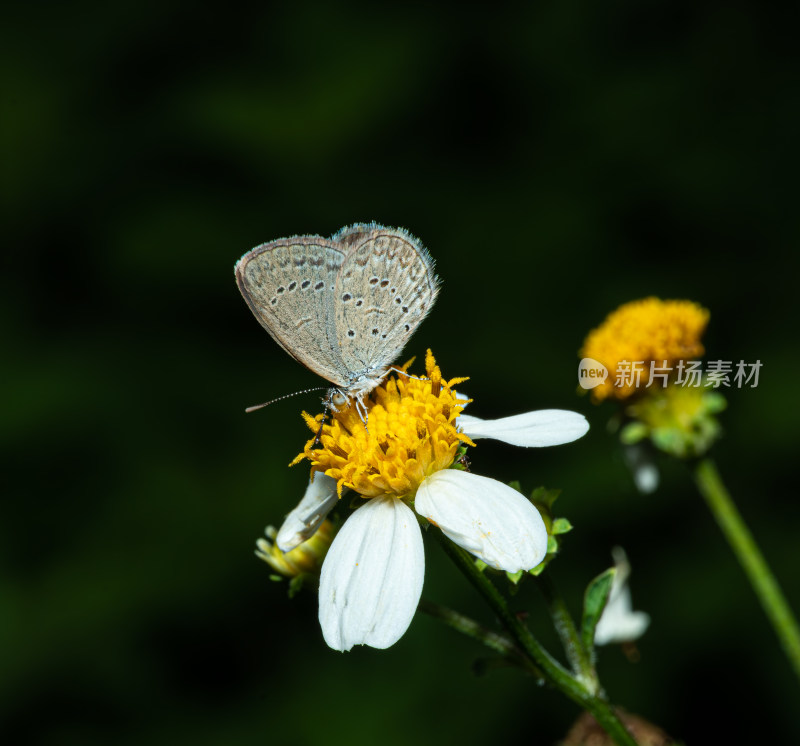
[2,0,799,743]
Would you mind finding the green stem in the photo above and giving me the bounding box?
[417,599,538,674]
[536,573,598,691]
[430,529,638,746]
[693,457,800,682]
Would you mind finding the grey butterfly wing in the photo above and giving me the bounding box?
[235,237,349,386]
[332,224,440,378]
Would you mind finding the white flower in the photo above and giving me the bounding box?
[594,547,650,646]
[276,406,589,651]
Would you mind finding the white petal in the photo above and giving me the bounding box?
[594,548,650,645]
[415,470,547,573]
[319,496,424,651]
[458,409,589,447]
[594,586,651,645]
[276,473,339,552]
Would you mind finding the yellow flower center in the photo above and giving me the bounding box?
[292,350,473,499]
[581,297,709,401]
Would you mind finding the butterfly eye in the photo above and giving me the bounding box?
[331,391,348,408]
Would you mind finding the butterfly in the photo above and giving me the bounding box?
[235,223,440,417]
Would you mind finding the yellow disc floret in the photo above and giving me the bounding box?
[293,350,473,499]
[581,297,709,401]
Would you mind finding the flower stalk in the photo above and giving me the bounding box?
[417,599,536,673]
[535,572,598,691]
[429,528,639,746]
[692,457,800,682]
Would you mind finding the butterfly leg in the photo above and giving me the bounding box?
[353,394,371,435]
[312,388,338,447]
[388,366,428,383]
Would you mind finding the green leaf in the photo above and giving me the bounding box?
[581,568,616,655]
[507,480,522,493]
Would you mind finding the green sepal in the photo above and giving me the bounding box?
[528,486,569,576]
[287,575,306,598]
[581,567,616,655]
[705,392,727,414]
[620,421,648,445]
[651,428,679,453]
[625,386,726,459]
[268,574,283,583]
[529,486,562,512]
[500,483,572,579]
[451,445,471,471]
[551,517,573,535]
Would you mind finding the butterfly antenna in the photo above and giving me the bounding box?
[245,387,329,414]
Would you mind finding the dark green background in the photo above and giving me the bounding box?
[4,1,799,743]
